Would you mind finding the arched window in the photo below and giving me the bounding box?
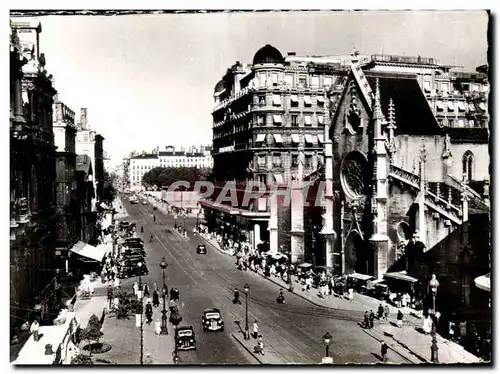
[462,151,474,181]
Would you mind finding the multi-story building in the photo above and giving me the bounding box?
[10,18,59,325]
[53,100,79,272]
[94,133,105,201]
[201,44,352,251]
[128,153,160,191]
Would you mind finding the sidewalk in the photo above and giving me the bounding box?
[231,332,283,364]
[195,232,482,364]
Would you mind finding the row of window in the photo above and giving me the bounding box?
[438,118,479,128]
[255,153,322,168]
[256,94,326,108]
[435,101,487,112]
[256,71,335,89]
[424,80,488,94]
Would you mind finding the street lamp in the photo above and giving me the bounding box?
[322,331,332,359]
[244,283,250,340]
[159,257,168,335]
[137,261,144,365]
[429,274,440,363]
[137,262,143,291]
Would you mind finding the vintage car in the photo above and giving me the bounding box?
[196,244,207,254]
[175,326,197,351]
[202,308,224,332]
[124,237,144,246]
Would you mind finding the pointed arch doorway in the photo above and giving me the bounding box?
[344,231,374,275]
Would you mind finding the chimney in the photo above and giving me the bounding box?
[288,52,296,56]
[80,108,88,130]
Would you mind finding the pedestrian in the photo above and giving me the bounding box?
[384,304,390,321]
[380,342,388,362]
[133,282,139,296]
[254,335,264,355]
[114,276,120,288]
[252,320,259,339]
[144,283,150,298]
[30,319,40,342]
[397,309,404,328]
[364,311,370,329]
[369,310,375,329]
[145,302,153,324]
[377,304,384,319]
[152,289,159,308]
[107,285,114,309]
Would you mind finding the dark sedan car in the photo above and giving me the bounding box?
[175,326,197,351]
[202,308,224,332]
[196,244,207,254]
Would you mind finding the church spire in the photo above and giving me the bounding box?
[373,78,385,139]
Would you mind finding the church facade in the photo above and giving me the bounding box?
[314,52,490,282]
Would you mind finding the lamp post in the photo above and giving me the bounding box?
[244,283,250,340]
[429,274,440,363]
[322,331,332,359]
[159,257,169,335]
[137,261,144,365]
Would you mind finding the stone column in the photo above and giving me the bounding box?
[268,194,278,255]
[290,181,305,263]
[253,222,261,249]
[14,76,25,123]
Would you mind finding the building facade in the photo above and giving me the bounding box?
[128,154,160,191]
[53,101,79,271]
[10,18,59,325]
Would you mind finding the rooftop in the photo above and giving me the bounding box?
[130,154,158,160]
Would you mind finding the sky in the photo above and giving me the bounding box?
[31,10,489,166]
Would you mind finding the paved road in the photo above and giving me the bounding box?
[118,196,409,365]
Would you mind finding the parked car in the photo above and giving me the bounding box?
[175,326,197,351]
[202,308,224,332]
[196,244,207,254]
[124,238,144,246]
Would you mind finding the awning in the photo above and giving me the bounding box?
[474,273,490,292]
[273,174,284,185]
[298,263,313,268]
[273,134,283,143]
[273,115,282,124]
[317,116,324,124]
[436,101,444,110]
[291,134,300,143]
[273,95,281,106]
[291,95,299,103]
[70,241,107,262]
[458,102,466,111]
[447,102,455,111]
[304,116,312,125]
[317,95,325,102]
[479,102,487,111]
[317,134,325,143]
[304,96,312,106]
[304,134,314,143]
[256,134,266,142]
[348,272,375,281]
[384,271,418,283]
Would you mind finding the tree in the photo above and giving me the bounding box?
[80,314,103,357]
[142,167,212,190]
[101,171,118,203]
[108,289,140,319]
[71,353,93,365]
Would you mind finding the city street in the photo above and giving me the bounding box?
[119,196,410,364]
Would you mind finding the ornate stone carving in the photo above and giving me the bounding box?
[442,133,452,159]
[341,152,367,198]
